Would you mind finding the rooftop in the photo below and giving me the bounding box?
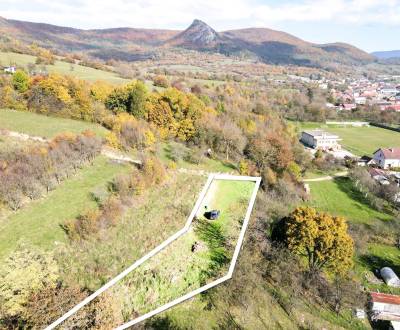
[375,147,400,159]
[371,292,400,305]
[303,130,340,139]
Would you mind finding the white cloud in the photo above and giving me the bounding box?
[0,0,399,30]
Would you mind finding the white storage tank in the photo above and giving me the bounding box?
[381,267,400,287]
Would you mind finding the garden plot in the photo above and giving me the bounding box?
[47,175,260,329]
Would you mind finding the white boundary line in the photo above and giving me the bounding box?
[45,174,261,330]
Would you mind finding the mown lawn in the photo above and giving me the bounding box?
[0,108,108,138]
[326,126,400,156]
[0,51,130,85]
[0,156,129,260]
[307,177,393,224]
[82,179,255,323]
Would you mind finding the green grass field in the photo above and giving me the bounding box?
[294,122,400,156]
[159,142,238,173]
[0,51,130,85]
[0,108,108,138]
[307,177,393,224]
[79,179,255,323]
[0,156,129,260]
[326,126,400,156]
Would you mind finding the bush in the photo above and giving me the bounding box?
[153,75,170,88]
[184,149,203,165]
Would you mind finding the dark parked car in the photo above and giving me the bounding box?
[204,209,220,220]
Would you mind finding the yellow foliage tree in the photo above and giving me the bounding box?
[282,206,354,275]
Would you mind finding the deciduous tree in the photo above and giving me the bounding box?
[278,206,354,275]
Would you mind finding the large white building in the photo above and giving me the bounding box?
[373,148,400,169]
[301,130,341,151]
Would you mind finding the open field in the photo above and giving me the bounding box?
[0,156,129,260]
[326,126,400,156]
[294,122,400,156]
[159,142,237,173]
[0,51,130,85]
[0,108,108,138]
[307,177,393,224]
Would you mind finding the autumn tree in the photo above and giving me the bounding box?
[153,75,170,88]
[0,248,59,321]
[277,206,354,275]
[246,131,294,173]
[105,80,148,118]
[12,70,29,93]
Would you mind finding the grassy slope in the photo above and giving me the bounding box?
[159,142,238,173]
[99,180,255,321]
[0,51,129,85]
[0,108,108,138]
[307,177,392,224]
[309,176,399,312]
[58,173,206,290]
[0,156,129,260]
[0,134,39,153]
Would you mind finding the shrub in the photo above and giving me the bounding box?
[153,75,170,88]
[0,248,59,320]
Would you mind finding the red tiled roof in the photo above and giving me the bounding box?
[380,148,400,159]
[371,292,400,305]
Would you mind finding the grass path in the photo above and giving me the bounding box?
[0,156,129,260]
[303,171,348,182]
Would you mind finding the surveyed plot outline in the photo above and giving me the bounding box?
[46,174,261,330]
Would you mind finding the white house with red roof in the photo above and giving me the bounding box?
[373,148,400,169]
[370,292,400,321]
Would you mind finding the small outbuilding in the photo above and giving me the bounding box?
[370,292,400,321]
[381,267,400,287]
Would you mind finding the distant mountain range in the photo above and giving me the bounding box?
[372,50,400,60]
[0,17,376,68]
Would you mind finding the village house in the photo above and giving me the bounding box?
[370,292,400,322]
[300,130,341,151]
[373,148,400,169]
[3,66,16,74]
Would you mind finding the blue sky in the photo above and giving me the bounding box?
[0,0,399,52]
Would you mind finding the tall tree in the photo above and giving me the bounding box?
[279,206,354,275]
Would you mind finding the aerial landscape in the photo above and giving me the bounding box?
[0,1,400,329]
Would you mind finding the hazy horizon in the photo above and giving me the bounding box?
[1,0,400,52]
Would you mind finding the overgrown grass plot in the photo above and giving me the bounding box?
[72,179,255,325]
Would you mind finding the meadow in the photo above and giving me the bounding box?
[0,108,108,138]
[58,173,206,290]
[0,156,129,260]
[0,51,130,85]
[308,177,400,303]
[307,177,393,224]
